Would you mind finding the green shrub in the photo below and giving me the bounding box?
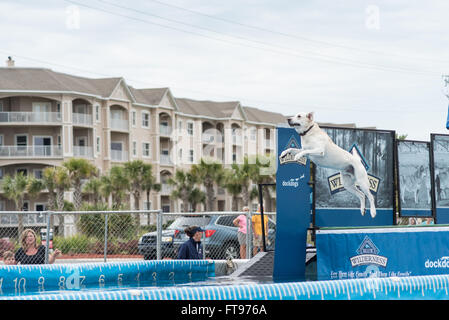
[53,235,95,255]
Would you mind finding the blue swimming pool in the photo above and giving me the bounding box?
[1,261,449,300]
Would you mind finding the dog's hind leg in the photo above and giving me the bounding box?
[357,180,376,218]
[351,164,377,218]
[341,173,366,216]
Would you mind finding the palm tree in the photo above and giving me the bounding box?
[2,172,28,237]
[54,166,70,236]
[168,169,198,212]
[224,169,242,211]
[63,158,98,210]
[124,160,153,210]
[229,156,256,208]
[54,166,70,211]
[124,160,157,232]
[101,166,130,209]
[141,168,160,225]
[26,177,45,203]
[42,167,58,210]
[252,154,277,212]
[189,188,206,212]
[82,177,103,205]
[190,159,225,211]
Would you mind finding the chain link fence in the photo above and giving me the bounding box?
[0,210,278,264]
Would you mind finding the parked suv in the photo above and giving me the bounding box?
[138,214,276,260]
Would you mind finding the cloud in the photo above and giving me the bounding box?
[0,0,448,141]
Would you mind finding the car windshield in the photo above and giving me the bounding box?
[166,216,212,230]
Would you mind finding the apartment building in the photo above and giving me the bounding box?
[0,61,287,220]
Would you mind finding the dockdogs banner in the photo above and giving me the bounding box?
[316,226,449,280]
[274,126,311,280]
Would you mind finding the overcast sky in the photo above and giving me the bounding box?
[1,0,448,140]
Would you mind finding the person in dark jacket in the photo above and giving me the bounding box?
[177,226,205,259]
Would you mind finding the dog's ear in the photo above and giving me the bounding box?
[307,112,314,121]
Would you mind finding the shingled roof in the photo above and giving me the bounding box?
[130,87,169,106]
[175,97,241,119]
[243,106,287,125]
[0,67,122,97]
[0,67,290,125]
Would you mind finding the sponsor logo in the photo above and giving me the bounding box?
[350,236,388,268]
[327,143,381,196]
[425,257,449,269]
[327,172,381,195]
[279,136,307,166]
[281,175,305,188]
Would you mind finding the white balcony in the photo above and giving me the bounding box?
[160,154,173,165]
[159,125,172,136]
[73,146,93,158]
[0,112,61,124]
[111,149,129,162]
[0,145,63,158]
[232,135,242,145]
[110,118,129,131]
[160,183,173,195]
[265,139,271,148]
[72,113,93,126]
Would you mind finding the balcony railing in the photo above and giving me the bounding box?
[160,154,172,165]
[110,118,129,131]
[232,135,242,145]
[159,125,172,136]
[160,183,173,195]
[73,146,93,158]
[0,112,61,124]
[111,149,129,162]
[265,139,271,148]
[73,113,93,126]
[0,145,63,158]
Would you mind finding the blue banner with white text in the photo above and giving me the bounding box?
[274,126,311,280]
[316,226,449,280]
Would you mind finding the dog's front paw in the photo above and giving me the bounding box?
[280,149,290,159]
[294,153,304,161]
[280,148,296,159]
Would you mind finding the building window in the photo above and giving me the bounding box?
[178,120,182,131]
[178,148,182,161]
[250,128,257,141]
[96,136,101,154]
[142,112,150,128]
[34,169,43,180]
[187,122,193,135]
[189,149,194,162]
[56,103,61,120]
[0,134,3,146]
[132,110,137,127]
[95,105,100,122]
[132,141,137,156]
[142,142,150,157]
[16,135,28,147]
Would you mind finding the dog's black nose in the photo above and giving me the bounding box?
[287,118,293,126]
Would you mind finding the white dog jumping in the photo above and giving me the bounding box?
[280,112,377,218]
